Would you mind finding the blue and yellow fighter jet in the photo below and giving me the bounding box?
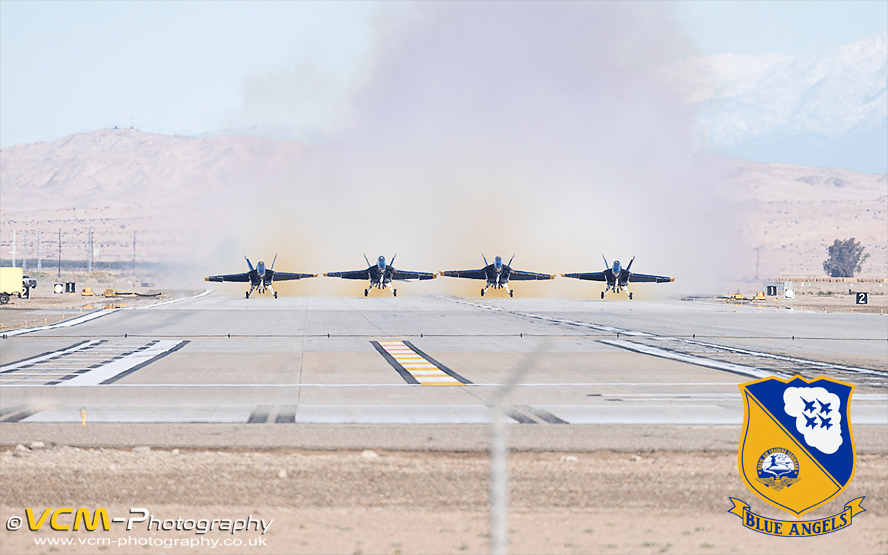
[325,255,436,296]
[562,255,673,299]
[440,255,554,297]
[205,255,316,299]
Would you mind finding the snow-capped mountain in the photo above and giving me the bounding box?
[666,32,888,173]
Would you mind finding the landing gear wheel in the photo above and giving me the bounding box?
[600,291,605,300]
[0,293,8,305]
[480,289,485,297]
[364,289,369,297]
[245,291,250,299]
[629,292,633,300]
[509,290,514,297]
[274,291,278,299]
[393,289,397,297]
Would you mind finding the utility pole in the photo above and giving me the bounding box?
[754,247,761,281]
[37,228,42,271]
[57,228,62,279]
[87,228,93,273]
[22,230,27,271]
[9,230,17,268]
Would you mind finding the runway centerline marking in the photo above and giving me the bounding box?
[373,340,470,386]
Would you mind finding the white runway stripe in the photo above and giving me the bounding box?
[0,340,103,371]
[600,339,780,379]
[60,340,187,386]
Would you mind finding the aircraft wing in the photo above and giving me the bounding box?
[272,271,317,281]
[391,270,437,281]
[205,272,251,283]
[325,269,371,280]
[508,269,555,281]
[629,272,674,283]
[440,269,487,280]
[561,271,607,282]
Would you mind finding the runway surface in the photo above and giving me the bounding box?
[1,293,886,429]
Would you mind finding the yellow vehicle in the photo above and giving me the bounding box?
[0,267,24,304]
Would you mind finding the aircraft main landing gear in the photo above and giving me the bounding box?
[245,291,250,299]
[274,291,278,299]
[629,292,633,300]
[600,291,604,300]
[364,289,369,297]
[393,289,397,297]
[480,289,485,297]
[509,290,514,297]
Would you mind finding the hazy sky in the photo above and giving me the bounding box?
[1,1,886,171]
[674,0,887,56]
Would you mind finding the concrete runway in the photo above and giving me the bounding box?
[1,293,886,435]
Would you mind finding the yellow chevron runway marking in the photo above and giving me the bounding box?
[378,341,463,386]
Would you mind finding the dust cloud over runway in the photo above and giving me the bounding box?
[189,2,745,292]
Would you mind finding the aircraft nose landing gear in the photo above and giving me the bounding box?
[600,291,604,300]
[364,289,369,297]
[245,291,250,299]
[480,289,485,297]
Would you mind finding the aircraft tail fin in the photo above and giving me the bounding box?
[270,253,277,271]
[363,253,371,267]
[391,253,397,267]
[245,256,255,271]
[626,256,635,272]
[507,254,515,267]
[482,253,489,266]
[602,254,608,269]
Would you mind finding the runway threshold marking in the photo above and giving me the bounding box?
[0,340,103,372]
[372,340,470,386]
[64,340,189,386]
[0,340,188,385]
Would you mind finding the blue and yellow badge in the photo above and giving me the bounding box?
[729,375,866,536]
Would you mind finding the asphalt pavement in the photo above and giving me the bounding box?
[1,292,885,449]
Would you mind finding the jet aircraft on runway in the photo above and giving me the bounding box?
[325,255,436,296]
[440,255,554,297]
[562,255,673,299]
[205,256,316,299]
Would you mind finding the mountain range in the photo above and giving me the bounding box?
[666,32,888,174]
[1,129,885,283]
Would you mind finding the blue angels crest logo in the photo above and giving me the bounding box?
[738,375,856,517]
